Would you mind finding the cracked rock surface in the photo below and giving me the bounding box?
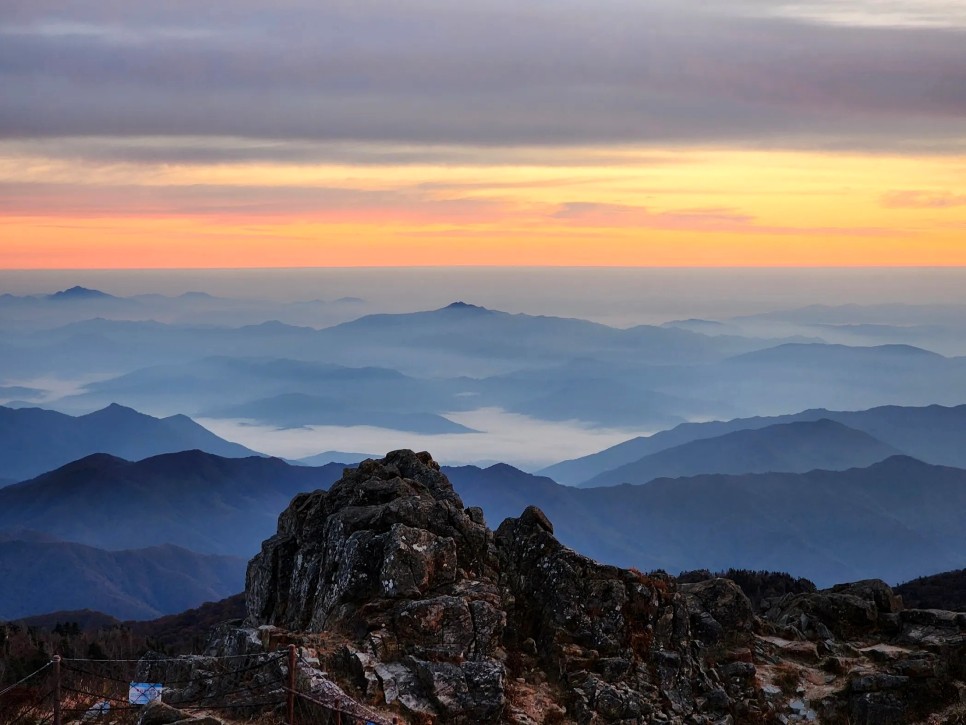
[244,450,966,724]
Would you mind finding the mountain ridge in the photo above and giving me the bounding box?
[539,402,966,484]
[580,418,902,487]
[0,403,264,483]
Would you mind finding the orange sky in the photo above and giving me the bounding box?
[2,145,964,268]
[3,1,965,268]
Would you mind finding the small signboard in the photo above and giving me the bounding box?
[128,682,163,705]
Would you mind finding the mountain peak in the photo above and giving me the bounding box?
[80,403,146,421]
[47,286,114,301]
[441,301,490,313]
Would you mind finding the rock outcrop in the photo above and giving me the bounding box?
[230,450,966,724]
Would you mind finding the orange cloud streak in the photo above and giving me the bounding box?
[1,147,964,268]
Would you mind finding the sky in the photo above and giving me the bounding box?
[1,0,964,268]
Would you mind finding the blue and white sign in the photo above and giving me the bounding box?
[128,682,163,705]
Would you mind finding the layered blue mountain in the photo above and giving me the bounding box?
[541,403,966,485]
[0,301,796,381]
[446,456,966,587]
[57,357,467,420]
[294,450,380,466]
[317,301,759,366]
[47,286,116,301]
[0,286,366,330]
[202,392,475,434]
[7,299,966,431]
[0,538,244,620]
[579,419,901,487]
[0,452,344,555]
[0,403,262,483]
[4,449,962,588]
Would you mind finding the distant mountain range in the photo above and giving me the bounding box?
[579,418,900,487]
[0,286,367,329]
[0,451,344,555]
[0,403,263,483]
[446,455,966,587]
[57,356,468,422]
[541,403,966,485]
[0,538,244,620]
[202,392,476,434]
[894,568,966,612]
[2,447,964,612]
[6,297,966,434]
[293,450,378,466]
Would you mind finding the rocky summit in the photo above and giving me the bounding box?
[233,450,966,724]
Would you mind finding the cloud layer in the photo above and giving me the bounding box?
[2,0,965,154]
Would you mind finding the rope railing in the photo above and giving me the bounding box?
[0,646,399,725]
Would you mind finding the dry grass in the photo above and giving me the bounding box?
[773,662,801,694]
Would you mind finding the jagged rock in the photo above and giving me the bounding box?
[762,580,900,640]
[247,450,497,632]
[234,450,966,725]
[412,657,506,720]
[831,580,904,614]
[896,609,966,649]
[681,578,755,644]
[137,701,225,725]
[247,450,504,722]
[850,673,911,692]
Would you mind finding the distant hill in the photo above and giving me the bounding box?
[448,456,966,587]
[0,451,344,555]
[580,419,900,487]
[0,539,245,620]
[8,450,964,590]
[64,356,464,419]
[6,593,248,664]
[0,404,263,483]
[0,528,61,543]
[895,569,966,612]
[726,342,945,366]
[12,593,247,645]
[47,286,115,301]
[317,301,775,370]
[540,403,966,485]
[295,451,377,466]
[204,392,476,434]
[13,608,122,631]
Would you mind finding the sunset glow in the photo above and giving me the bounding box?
[1,1,964,268]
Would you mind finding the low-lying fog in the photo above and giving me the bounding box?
[198,408,650,469]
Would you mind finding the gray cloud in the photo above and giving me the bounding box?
[1,0,964,153]
[0,180,515,221]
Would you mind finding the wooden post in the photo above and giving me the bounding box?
[287,644,297,725]
[52,655,61,725]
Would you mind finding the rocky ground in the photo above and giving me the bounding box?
[140,450,965,724]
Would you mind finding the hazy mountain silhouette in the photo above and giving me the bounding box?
[580,419,901,487]
[447,456,966,587]
[46,286,116,301]
[894,568,966,612]
[0,538,245,620]
[707,343,966,413]
[0,287,368,330]
[64,356,465,418]
[0,404,263,483]
[203,392,476,434]
[294,451,379,466]
[3,449,963,588]
[317,301,783,370]
[541,403,966,484]
[0,452,345,555]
